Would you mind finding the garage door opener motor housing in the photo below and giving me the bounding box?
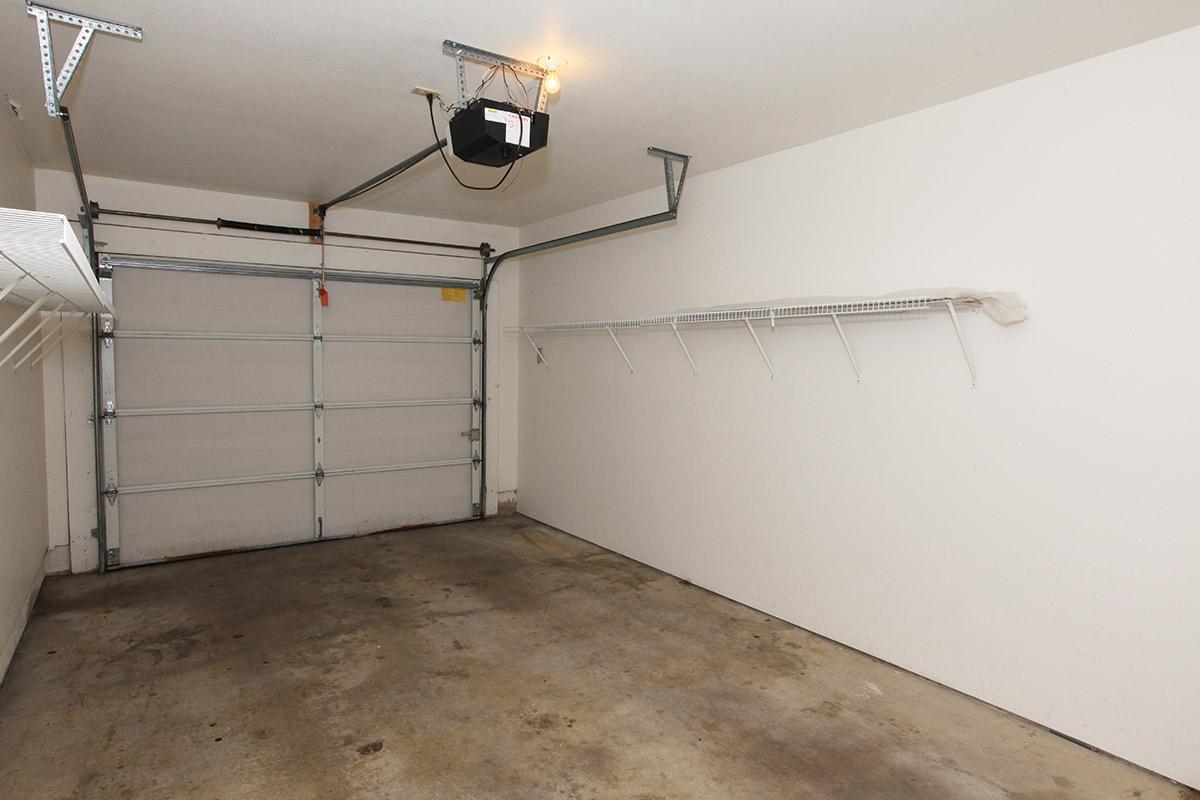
[450,98,549,167]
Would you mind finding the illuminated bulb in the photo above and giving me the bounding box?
[536,55,567,94]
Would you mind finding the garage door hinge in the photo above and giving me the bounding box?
[472,330,481,351]
[314,401,324,418]
[103,480,118,504]
[105,548,120,567]
[472,393,482,410]
[102,400,115,425]
[314,464,325,486]
[472,453,482,470]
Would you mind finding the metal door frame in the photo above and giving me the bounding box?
[96,254,483,568]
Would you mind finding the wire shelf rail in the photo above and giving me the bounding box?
[511,295,984,385]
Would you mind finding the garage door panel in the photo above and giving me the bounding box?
[323,282,471,337]
[118,480,314,564]
[103,258,478,566]
[323,466,473,538]
[323,406,471,469]
[117,411,312,485]
[114,269,311,333]
[115,339,310,406]
[322,342,471,401]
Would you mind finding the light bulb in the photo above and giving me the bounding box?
[536,55,567,95]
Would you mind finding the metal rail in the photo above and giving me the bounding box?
[315,139,449,221]
[114,458,474,497]
[96,207,482,253]
[111,330,473,344]
[112,397,474,418]
[101,254,482,289]
[324,334,474,344]
[477,145,691,515]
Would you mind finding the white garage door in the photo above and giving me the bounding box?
[96,255,482,567]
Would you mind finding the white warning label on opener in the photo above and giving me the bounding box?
[484,107,532,148]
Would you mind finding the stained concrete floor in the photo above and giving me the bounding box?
[0,516,1193,800]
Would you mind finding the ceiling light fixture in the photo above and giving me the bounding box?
[536,56,567,94]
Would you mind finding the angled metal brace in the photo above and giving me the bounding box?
[648,147,690,213]
[0,294,51,348]
[0,274,28,304]
[23,314,86,369]
[26,1,142,117]
[743,319,775,380]
[443,40,551,112]
[670,322,697,375]
[944,300,978,386]
[0,299,66,369]
[523,332,546,365]
[605,325,634,374]
[830,314,863,383]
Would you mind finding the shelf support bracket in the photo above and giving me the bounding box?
[830,314,862,384]
[0,299,66,369]
[0,293,51,348]
[523,332,546,365]
[0,274,27,304]
[605,325,634,374]
[744,319,775,380]
[26,2,142,117]
[944,300,978,386]
[22,314,86,369]
[670,321,697,375]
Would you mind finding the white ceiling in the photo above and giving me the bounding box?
[2,1,1199,227]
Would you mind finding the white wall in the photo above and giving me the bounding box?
[517,28,1200,789]
[36,170,520,573]
[0,115,48,682]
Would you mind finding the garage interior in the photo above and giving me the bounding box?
[1,2,1198,798]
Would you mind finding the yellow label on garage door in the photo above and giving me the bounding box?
[441,287,468,303]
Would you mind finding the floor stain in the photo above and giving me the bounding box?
[0,516,1192,800]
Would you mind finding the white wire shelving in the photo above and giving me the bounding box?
[0,207,113,370]
[510,295,984,385]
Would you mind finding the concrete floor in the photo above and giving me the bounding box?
[0,515,1193,800]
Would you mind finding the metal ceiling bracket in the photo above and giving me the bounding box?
[443,40,550,112]
[944,300,978,386]
[648,147,690,213]
[26,1,142,117]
